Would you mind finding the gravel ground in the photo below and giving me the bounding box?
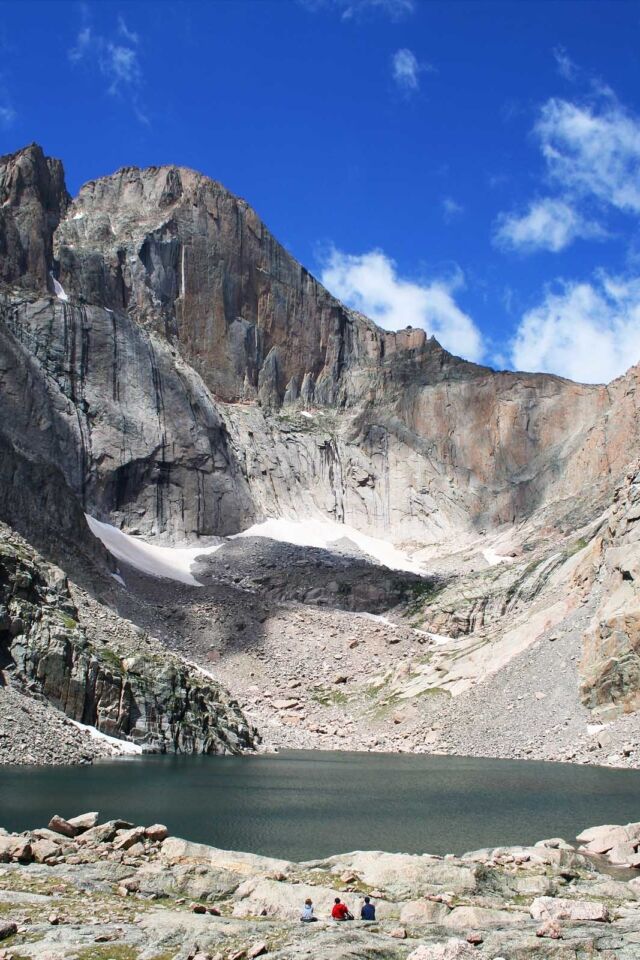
[0,684,111,765]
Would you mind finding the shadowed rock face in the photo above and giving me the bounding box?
[0,143,68,290]
[1,144,639,548]
[0,526,256,754]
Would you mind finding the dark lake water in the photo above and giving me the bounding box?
[1,751,639,861]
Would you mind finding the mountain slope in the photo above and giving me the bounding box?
[1,142,640,754]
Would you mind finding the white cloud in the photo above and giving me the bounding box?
[102,43,141,94]
[392,48,423,93]
[553,46,578,81]
[510,273,640,383]
[536,96,640,214]
[320,247,485,362]
[301,0,415,19]
[68,16,146,121]
[442,196,464,223]
[69,25,92,63]
[118,16,139,45]
[494,198,605,252]
[495,90,640,254]
[0,101,15,127]
[0,79,15,127]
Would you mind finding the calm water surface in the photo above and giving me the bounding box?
[1,751,639,861]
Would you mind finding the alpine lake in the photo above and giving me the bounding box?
[2,750,640,861]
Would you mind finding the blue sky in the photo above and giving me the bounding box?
[1,0,640,383]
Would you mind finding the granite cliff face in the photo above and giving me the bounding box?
[2,143,639,549]
[580,464,640,716]
[1,142,640,744]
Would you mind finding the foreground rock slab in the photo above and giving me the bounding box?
[0,813,639,958]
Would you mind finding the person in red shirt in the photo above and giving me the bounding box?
[331,898,354,921]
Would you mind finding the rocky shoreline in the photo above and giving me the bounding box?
[0,812,640,958]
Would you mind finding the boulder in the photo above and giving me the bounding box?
[0,921,17,941]
[606,842,639,865]
[247,944,268,958]
[400,899,451,923]
[0,837,32,863]
[321,851,478,898]
[444,905,527,928]
[32,828,69,843]
[31,838,60,864]
[145,823,169,842]
[76,820,128,845]
[232,878,343,920]
[537,919,562,939]
[530,897,609,922]
[48,815,77,838]
[535,838,574,851]
[67,811,99,832]
[113,827,146,850]
[390,927,407,939]
[408,940,476,960]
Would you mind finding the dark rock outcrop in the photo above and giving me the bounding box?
[0,525,256,754]
[0,143,68,290]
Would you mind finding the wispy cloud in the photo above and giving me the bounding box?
[536,95,640,214]
[495,85,640,254]
[301,0,415,19]
[68,13,147,123]
[442,196,464,223]
[510,271,640,383]
[392,48,420,93]
[320,247,485,362]
[494,198,605,253]
[0,79,15,128]
[118,16,139,45]
[553,45,578,82]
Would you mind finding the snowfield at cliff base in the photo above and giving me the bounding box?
[87,515,426,585]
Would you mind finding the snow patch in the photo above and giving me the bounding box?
[416,629,454,645]
[51,275,69,302]
[483,548,514,566]
[233,517,424,574]
[87,513,427,585]
[69,720,143,755]
[86,516,223,585]
[300,411,314,419]
[111,572,126,587]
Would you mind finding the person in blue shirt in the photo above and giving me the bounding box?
[300,898,317,922]
[360,896,376,920]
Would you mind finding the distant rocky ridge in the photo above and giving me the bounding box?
[1,141,640,754]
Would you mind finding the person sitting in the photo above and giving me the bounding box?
[300,897,317,922]
[331,897,353,921]
[360,896,376,920]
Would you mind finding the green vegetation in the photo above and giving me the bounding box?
[566,536,589,557]
[311,686,350,706]
[75,947,139,960]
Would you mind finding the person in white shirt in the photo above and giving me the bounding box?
[300,897,317,922]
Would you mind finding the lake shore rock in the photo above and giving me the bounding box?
[0,813,639,958]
